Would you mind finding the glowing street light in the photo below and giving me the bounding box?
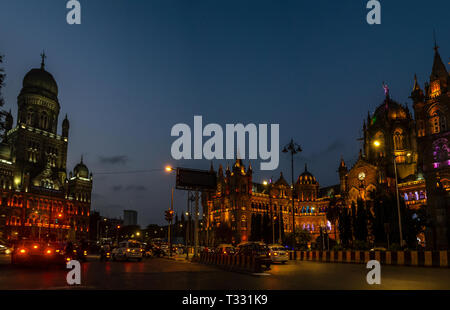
[165,166,175,172]
[373,140,381,147]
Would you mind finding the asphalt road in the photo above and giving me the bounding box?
[0,254,449,290]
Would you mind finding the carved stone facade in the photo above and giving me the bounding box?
[0,57,92,242]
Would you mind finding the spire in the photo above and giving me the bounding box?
[40,51,46,70]
[209,161,214,173]
[413,74,421,91]
[430,32,448,80]
[80,155,84,164]
[304,163,308,172]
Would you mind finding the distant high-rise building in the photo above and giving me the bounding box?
[123,210,138,226]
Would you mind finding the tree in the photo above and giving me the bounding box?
[354,199,368,242]
[284,229,311,250]
[338,206,352,248]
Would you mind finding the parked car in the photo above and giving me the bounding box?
[370,247,387,252]
[216,244,236,255]
[112,240,143,261]
[268,244,289,264]
[236,242,271,269]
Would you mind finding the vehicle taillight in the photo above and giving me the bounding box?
[19,249,26,254]
[33,244,39,249]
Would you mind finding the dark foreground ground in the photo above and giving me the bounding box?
[0,254,449,290]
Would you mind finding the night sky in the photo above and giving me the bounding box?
[0,1,449,226]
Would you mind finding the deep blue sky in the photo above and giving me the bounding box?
[0,1,449,226]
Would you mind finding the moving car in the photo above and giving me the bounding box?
[112,240,143,261]
[10,240,66,266]
[268,244,289,264]
[236,242,272,269]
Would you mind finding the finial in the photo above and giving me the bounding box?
[40,51,46,69]
[433,29,439,52]
[304,163,308,172]
[382,81,389,98]
[80,155,84,163]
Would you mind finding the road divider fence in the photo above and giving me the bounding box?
[288,250,450,268]
[198,252,268,273]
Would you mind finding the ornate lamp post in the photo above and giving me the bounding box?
[282,139,302,252]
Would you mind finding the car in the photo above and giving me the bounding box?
[370,247,387,252]
[112,240,143,261]
[216,244,236,255]
[10,240,67,266]
[267,244,289,264]
[0,244,11,255]
[236,242,272,269]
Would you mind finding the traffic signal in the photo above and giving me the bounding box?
[165,209,174,222]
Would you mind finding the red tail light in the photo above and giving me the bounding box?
[19,249,27,254]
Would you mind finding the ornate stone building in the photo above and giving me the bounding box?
[202,159,334,245]
[0,55,92,242]
[411,44,450,249]
[339,44,449,249]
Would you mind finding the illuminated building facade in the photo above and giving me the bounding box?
[202,160,335,245]
[339,44,449,249]
[0,56,92,242]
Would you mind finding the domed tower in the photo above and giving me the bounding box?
[6,54,69,189]
[296,164,319,201]
[68,156,93,201]
[364,89,417,180]
[17,53,60,133]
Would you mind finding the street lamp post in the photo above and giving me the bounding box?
[373,139,410,248]
[282,139,302,252]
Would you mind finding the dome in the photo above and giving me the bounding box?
[372,98,408,122]
[74,157,89,178]
[22,67,58,99]
[297,164,318,185]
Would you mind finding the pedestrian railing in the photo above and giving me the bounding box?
[198,252,267,273]
[288,250,450,268]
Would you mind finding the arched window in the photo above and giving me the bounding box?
[430,110,447,134]
[40,112,48,129]
[393,129,404,150]
[26,110,34,125]
[240,215,247,231]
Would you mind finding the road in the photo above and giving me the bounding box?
[0,254,449,290]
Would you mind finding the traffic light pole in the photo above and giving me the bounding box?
[194,191,199,258]
[169,187,174,257]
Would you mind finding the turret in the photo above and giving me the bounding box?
[62,114,69,138]
[338,157,348,194]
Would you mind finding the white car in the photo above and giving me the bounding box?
[268,244,289,264]
[112,241,143,261]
